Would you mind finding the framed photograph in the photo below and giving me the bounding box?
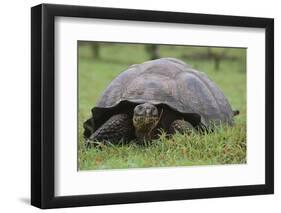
[31,3,274,209]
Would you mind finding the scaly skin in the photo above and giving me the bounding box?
[133,115,159,141]
[169,119,195,135]
[88,114,133,145]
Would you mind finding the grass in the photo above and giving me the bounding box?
[78,42,247,170]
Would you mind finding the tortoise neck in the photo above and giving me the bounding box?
[135,130,152,141]
[133,109,163,141]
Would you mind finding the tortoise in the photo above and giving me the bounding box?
[83,58,239,145]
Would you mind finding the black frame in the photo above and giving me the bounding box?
[31,3,274,209]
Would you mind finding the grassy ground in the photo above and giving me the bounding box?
[78,43,247,170]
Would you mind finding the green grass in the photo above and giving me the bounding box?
[78,43,247,170]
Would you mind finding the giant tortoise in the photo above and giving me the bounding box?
[83,58,238,144]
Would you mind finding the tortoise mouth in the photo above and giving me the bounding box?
[133,115,159,131]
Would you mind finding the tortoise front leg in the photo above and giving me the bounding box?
[87,114,134,146]
[83,117,95,138]
[169,119,196,135]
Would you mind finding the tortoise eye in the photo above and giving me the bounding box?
[134,105,143,114]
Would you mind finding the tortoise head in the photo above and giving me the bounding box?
[133,103,159,133]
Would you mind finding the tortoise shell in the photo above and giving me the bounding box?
[91,58,235,129]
